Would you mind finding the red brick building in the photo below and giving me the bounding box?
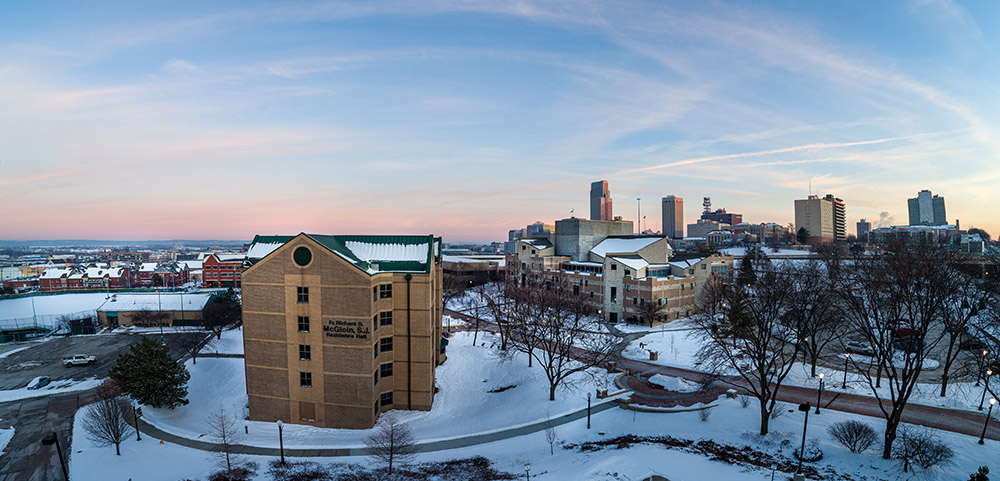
[2,278,39,292]
[136,261,190,287]
[40,265,133,292]
[202,254,243,288]
[98,248,151,263]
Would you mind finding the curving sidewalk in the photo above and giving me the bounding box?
[137,398,620,457]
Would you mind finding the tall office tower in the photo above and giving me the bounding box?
[907,190,948,226]
[794,194,845,243]
[661,195,684,239]
[857,219,871,240]
[590,181,613,221]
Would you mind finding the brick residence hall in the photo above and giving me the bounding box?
[241,233,444,429]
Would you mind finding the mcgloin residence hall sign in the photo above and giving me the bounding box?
[323,319,370,340]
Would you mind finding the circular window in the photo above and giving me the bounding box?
[293,246,312,267]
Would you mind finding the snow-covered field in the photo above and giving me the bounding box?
[71,382,999,481]
[142,331,614,449]
[209,326,244,355]
[0,377,103,403]
[0,293,111,325]
[0,424,12,457]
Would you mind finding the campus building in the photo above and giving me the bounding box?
[908,190,948,226]
[203,253,245,288]
[794,194,846,244]
[241,233,444,429]
[661,195,684,239]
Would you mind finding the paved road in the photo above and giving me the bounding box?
[138,397,620,457]
[444,308,1000,442]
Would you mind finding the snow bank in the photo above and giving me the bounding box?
[648,374,700,393]
[0,424,12,457]
[0,345,31,359]
[0,377,102,403]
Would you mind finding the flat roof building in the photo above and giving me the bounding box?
[241,233,443,429]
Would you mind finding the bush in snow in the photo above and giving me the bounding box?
[793,440,823,462]
[698,407,713,422]
[969,466,990,481]
[769,402,787,420]
[738,392,752,408]
[208,463,257,481]
[827,420,877,453]
[892,425,954,474]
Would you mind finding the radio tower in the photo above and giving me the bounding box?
[702,197,711,215]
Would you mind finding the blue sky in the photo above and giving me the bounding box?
[1,1,998,241]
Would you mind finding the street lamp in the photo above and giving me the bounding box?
[980,370,993,411]
[978,350,989,387]
[276,420,285,464]
[41,432,69,481]
[796,403,811,475]
[524,463,531,481]
[979,398,996,445]
[133,404,142,441]
[843,353,850,389]
[587,392,592,429]
[815,373,825,414]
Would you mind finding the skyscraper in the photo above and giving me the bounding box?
[590,181,613,221]
[794,194,846,244]
[907,190,947,226]
[661,195,684,239]
[857,219,871,240]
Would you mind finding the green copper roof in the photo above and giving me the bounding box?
[244,233,441,275]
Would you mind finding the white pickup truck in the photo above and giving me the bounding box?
[62,354,96,367]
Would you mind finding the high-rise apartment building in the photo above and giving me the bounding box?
[857,219,871,240]
[242,233,443,429]
[661,195,684,239]
[907,190,947,226]
[590,181,613,221]
[794,194,846,244]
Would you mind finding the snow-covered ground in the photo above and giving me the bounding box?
[71,382,999,481]
[141,331,615,449]
[0,424,12,457]
[0,293,111,326]
[0,345,32,359]
[208,326,243,355]
[0,377,102,403]
[622,327,996,413]
[720,247,815,257]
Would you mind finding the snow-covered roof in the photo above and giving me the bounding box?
[344,241,429,263]
[40,268,71,279]
[139,262,158,272]
[520,238,553,249]
[610,256,649,271]
[590,237,661,259]
[179,260,202,270]
[98,293,213,312]
[214,254,245,263]
[244,242,284,261]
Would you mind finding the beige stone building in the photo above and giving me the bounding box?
[241,233,443,429]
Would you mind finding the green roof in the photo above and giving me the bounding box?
[245,233,441,275]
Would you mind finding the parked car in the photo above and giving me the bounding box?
[26,376,51,390]
[891,319,916,338]
[960,336,987,350]
[893,338,923,353]
[62,354,96,367]
[845,341,874,356]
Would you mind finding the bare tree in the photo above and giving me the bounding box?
[173,331,214,365]
[785,260,843,378]
[81,380,135,456]
[207,407,247,480]
[629,295,665,327]
[442,273,468,314]
[692,262,801,435]
[892,425,954,474]
[132,308,170,328]
[506,275,613,400]
[545,423,557,455]
[828,420,877,453]
[938,262,998,396]
[365,413,416,476]
[836,244,956,459]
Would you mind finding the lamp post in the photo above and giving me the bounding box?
[977,350,988,387]
[980,370,993,411]
[979,398,996,445]
[770,462,777,481]
[41,432,69,481]
[796,403,811,475]
[843,353,850,389]
[276,420,285,464]
[524,463,531,481]
[815,373,825,414]
[133,404,142,441]
[587,392,592,429]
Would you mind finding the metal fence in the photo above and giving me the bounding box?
[0,309,97,331]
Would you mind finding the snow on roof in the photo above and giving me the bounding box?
[344,241,429,263]
[520,238,553,249]
[179,260,202,270]
[139,263,158,272]
[214,254,245,262]
[98,293,213,312]
[40,268,71,279]
[244,242,284,261]
[590,237,661,259]
[610,256,649,271]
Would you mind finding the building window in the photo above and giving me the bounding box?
[611,264,617,271]
[380,392,393,406]
[380,337,393,352]
[626,285,631,292]
[380,363,393,378]
[293,246,312,267]
[589,291,594,298]
[297,286,309,303]
[625,269,631,277]
[299,344,311,361]
[374,371,379,385]
[297,316,311,332]
[689,269,694,275]
[300,372,312,387]
[701,264,707,270]
[374,344,379,359]
[379,284,392,299]
[379,311,392,326]
[610,286,617,303]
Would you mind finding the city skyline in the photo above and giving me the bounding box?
[2,1,999,242]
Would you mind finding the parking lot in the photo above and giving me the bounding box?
[0,332,189,390]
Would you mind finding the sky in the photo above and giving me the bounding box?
[1,1,999,243]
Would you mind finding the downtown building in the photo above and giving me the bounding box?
[907,190,948,226]
[241,233,443,429]
[511,218,732,324]
[590,180,613,221]
[794,194,846,244]
[661,195,684,239]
